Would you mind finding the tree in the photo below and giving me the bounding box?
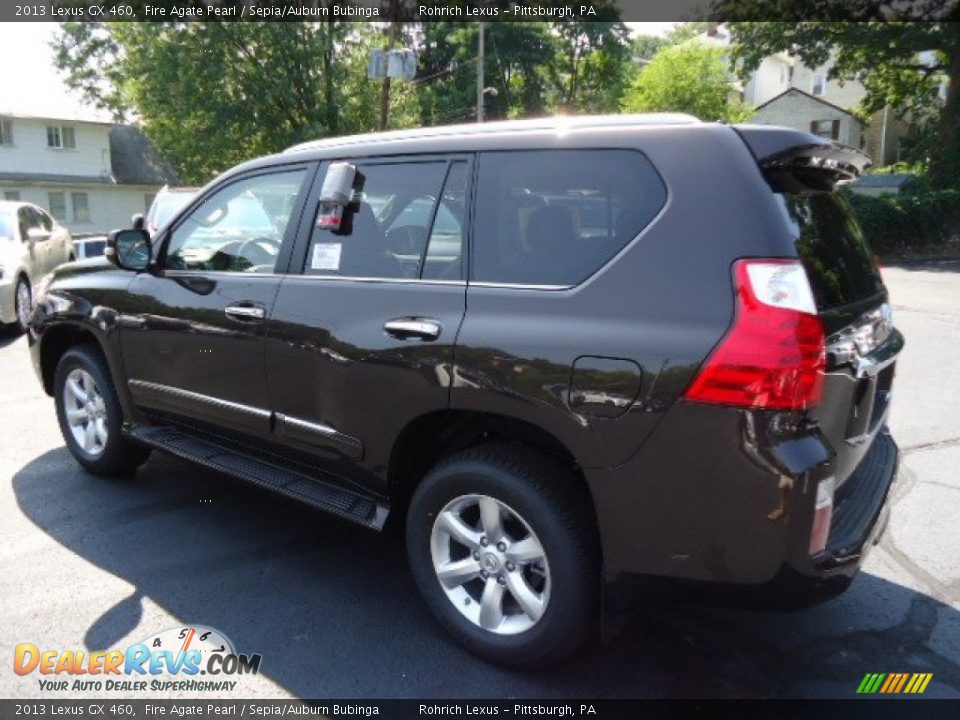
[725,11,960,187]
[549,3,633,113]
[621,41,751,122]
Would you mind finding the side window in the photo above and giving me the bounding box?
[165,169,306,273]
[305,161,448,279]
[472,150,667,286]
[17,208,32,241]
[35,208,54,231]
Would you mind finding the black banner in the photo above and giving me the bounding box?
[1,0,957,23]
[2,699,960,720]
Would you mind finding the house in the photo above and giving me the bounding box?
[751,88,865,149]
[0,114,178,234]
[697,24,916,167]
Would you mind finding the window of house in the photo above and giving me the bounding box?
[0,119,12,146]
[305,160,464,280]
[72,192,90,223]
[810,119,840,140]
[3,191,20,201]
[166,169,307,273]
[811,74,826,96]
[46,125,76,149]
[48,192,67,221]
[472,150,667,287]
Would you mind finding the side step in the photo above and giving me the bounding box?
[129,426,388,530]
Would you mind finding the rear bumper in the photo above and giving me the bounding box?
[588,402,899,612]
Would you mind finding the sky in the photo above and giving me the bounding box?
[0,21,678,122]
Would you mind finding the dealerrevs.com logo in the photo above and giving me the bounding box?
[14,625,262,693]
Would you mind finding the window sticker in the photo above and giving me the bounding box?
[311,242,342,271]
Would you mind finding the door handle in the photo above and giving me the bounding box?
[224,304,266,322]
[384,318,442,341]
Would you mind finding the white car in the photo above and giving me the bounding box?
[0,200,75,332]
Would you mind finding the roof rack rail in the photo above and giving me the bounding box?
[285,113,701,154]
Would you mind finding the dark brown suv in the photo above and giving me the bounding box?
[29,115,901,666]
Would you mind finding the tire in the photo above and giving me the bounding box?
[406,443,599,667]
[13,275,31,333]
[54,344,151,476]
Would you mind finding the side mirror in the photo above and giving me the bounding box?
[131,213,145,231]
[107,229,152,271]
[27,227,48,240]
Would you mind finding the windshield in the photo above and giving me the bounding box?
[151,193,195,228]
[0,211,15,239]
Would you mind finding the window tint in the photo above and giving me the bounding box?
[472,150,666,286]
[423,161,468,280]
[780,193,883,308]
[165,169,306,273]
[306,161,448,279]
[35,208,53,231]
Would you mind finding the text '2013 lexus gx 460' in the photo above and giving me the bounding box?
[29,115,902,666]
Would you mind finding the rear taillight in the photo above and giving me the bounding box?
[809,476,836,555]
[684,259,825,411]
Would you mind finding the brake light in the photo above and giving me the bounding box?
[684,259,825,411]
[809,476,836,555]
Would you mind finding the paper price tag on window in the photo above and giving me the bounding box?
[311,243,342,271]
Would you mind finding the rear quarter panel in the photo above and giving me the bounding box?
[452,124,801,469]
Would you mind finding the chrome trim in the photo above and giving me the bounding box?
[127,380,272,420]
[276,412,363,459]
[294,275,466,286]
[224,304,266,321]
[468,281,573,291]
[384,318,442,340]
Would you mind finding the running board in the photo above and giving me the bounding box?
[129,426,388,530]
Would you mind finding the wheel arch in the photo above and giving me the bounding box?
[388,410,597,522]
[39,323,103,395]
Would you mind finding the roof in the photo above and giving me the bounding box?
[854,173,914,188]
[109,126,180,186]
[753,87,858,119]
[285,113,701,154]
[0,172,113,185]
[0,111,113,127]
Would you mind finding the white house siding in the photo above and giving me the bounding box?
[0,117,112,177]
[0,115,175,234]
[0,182,154,233]
[744,55,792,107]
[750,91,863,149]
[791,61,867,110]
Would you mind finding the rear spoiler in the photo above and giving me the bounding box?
[733,125,872,194]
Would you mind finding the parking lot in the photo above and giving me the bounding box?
[1,261,958,700]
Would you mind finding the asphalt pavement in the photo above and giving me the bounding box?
[1,261,958,699]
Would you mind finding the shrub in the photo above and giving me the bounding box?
[844,188,960,254]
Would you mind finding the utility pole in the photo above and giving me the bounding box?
[476,21,484,123]
[379,3,399,131]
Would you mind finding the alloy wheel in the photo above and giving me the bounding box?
[430,494,551,635]
[62,368,108,457]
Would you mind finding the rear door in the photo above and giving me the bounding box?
[264,156,471,495]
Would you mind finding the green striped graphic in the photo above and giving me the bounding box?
[856,673,887,694]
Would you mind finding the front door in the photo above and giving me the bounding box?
[264,156,471,494]
[119,164,314,438]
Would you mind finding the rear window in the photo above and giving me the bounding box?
[779,193,883,308]
[472,150,667,286]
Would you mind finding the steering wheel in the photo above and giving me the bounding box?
[209,237,281,272]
